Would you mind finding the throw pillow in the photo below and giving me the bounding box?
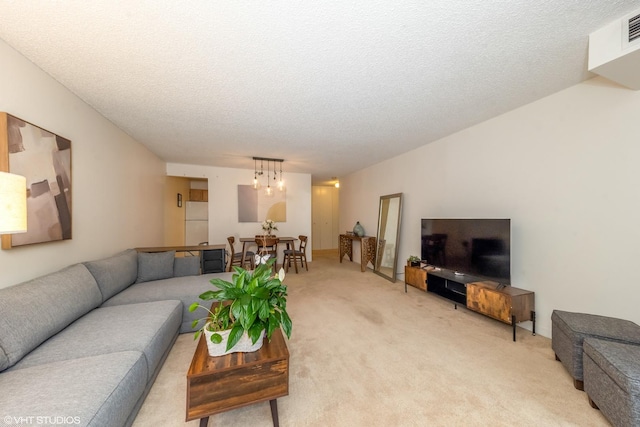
[173,256,201,277]
[136,251,176,283]
[84,249,138,300]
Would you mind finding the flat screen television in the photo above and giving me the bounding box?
[421,218,511,284]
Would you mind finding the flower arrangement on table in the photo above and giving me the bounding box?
[261,219,278,236]
[255,219,279,266]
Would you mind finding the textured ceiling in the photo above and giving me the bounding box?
[0,1,638,185]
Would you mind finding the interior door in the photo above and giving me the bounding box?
[312,186,338,250]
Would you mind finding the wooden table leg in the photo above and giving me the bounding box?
[270,399,279,427]
[339,235,352,263]
[287,242,298,274]
[199,416,209,427]
[240,241,248,268]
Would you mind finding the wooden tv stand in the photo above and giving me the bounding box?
[413,267,535,341]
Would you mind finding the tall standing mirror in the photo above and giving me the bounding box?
[374,193,403,282]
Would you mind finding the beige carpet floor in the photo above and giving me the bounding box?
[132,250,610,427]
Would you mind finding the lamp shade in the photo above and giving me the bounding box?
[0,171,27,234]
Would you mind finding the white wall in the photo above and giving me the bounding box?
[167,163,312,260]
[341,77,640,338]
[0,39,166,288]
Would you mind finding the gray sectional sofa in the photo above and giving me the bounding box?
[0,249,230,427]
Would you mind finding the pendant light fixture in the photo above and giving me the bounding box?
[252,157,284,195]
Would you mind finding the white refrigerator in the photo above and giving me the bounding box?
[185,201,208,245]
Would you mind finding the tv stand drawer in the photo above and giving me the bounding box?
[466,281,534,325]
[404,266,427,291]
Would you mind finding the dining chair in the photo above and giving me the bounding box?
[227,236,254,271]
[283,235,308,273]
[255,236,279,272]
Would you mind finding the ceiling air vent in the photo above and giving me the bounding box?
[624,11,640,47]
[589,9,640,90]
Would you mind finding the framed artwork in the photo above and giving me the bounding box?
[237,185,286,222]
[0,113,72,249]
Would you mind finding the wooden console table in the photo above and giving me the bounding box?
[135,245,226,274]
[339,234,376,272]
[135,244,225,254]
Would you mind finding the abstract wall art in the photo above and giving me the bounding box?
[1,113,72,249]
[237,185,286,223]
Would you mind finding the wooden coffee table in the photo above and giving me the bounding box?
[186,328,289,426]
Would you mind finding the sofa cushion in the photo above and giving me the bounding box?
[0,263,102,372]
[0,351,147,427]
[102,272,233,333]
[136,251,176,283]
[11,300,182,381]
[84,249,138,301]
[174,255,201,277]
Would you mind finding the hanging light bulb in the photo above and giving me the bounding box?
[278,161,285,191]
[253,158,261,189]
[273,163,277,187]
[265,160,273,197]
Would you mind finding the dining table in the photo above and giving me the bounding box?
[239,236,297,268]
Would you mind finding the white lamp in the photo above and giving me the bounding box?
[0,171,27,234]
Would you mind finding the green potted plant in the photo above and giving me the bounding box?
[189,258,292,356]
[407,255,421,267]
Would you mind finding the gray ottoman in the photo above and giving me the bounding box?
[551,310,640,390]
[583,337,640,427]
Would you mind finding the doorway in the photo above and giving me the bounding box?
[164,177,208,246]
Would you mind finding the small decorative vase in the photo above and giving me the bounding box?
[204,325,265,357]
[353,221,365,237]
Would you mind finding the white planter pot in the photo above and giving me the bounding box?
[203,325,265,357]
